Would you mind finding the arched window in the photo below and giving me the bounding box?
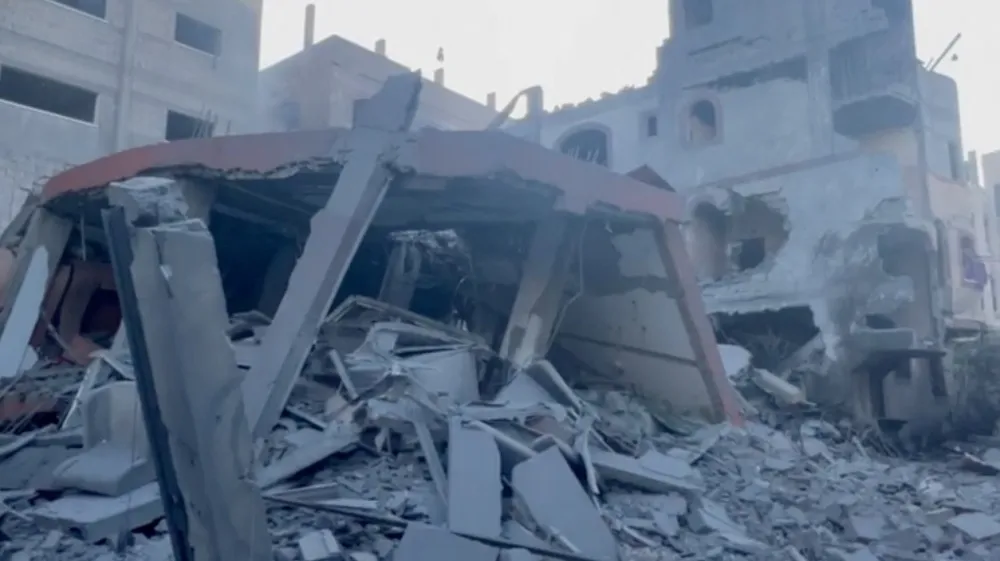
[688,99,719,146]
[559,128,610,167]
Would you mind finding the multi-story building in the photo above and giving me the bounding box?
[0,0,262,224]
[258,5,497,133]
[508,0,1000,422]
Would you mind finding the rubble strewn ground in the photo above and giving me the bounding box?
[4,310,1000,561]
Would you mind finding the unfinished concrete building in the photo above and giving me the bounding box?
[258,5,497,132]
[508,0,1000,423]
[0,0,262,227]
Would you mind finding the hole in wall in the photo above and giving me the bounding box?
[714,306,819,371]
[733,237,766,271]
[559,128,610,166]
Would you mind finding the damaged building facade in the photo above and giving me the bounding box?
[508,0,1000,422]
[258,4,499,133]
[0,77,757,560]
[0,0,263,227]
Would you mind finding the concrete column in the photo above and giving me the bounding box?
[112,0,140,151]
[500,214,581,367]
[243,73,422,439]
[802,0,834,157]
[128,218,272,561]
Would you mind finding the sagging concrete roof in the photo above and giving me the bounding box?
[39,127,739,425]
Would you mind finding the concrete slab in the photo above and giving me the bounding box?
[257,427,358,489]
[589,449,704,494]
[29,482,162,543]
[81,381,149,457]
[50,441,154,496]
[298,529,344,561]
[447,420,502,539]
[0,445,78,490]
[501,549,540,561]
[511,448,618,561]
[393,523,498,561]
[126,217,272,560]
[948,512,1000,541]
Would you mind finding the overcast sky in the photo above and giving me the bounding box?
[260,1,998,155]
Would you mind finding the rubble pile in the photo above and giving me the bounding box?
[4,306,1000,561]
[949,334,1000,436]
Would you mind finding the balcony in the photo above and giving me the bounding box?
[830,32,919,138]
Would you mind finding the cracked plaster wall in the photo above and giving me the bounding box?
[556,225,714,419]
[695,153,929,364]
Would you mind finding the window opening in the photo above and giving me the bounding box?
[166,110,215,140]
[0,66,97,123]
[50,0,106,19]
[175,13,221,55]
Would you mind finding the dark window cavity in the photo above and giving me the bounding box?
[175,13,222,56]
[166,110,215,140]
[688,99,719,145]
[0,66,98,123]
[50,0,107,19]
[683,0,714,28]
[645,114,658,137]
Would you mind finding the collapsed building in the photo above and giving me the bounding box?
[504,0,1000,427]
[0,75,756,560]
[2,54,1000,561]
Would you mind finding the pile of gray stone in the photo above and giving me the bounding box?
[4,332,1000,561]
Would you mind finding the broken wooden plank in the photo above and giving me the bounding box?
[243,73,423,439]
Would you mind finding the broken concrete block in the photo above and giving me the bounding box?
[257,426,358,489]
[718,344,752,379]
[81,381,149,457]
[511,448,618,561]
[846,512,886,542]
[653,512,680,537]
[283,428,323,449]
[501,549,539,561]
[502,520,548,550]
[589,448,704,494]
[393,523,498,561]
[51,441,154,496]
[29,482,162,543]
[298,529,344,561]
[752,370,807,405]
[948,512,1000,541]
[687,498,766,553]
[494,370,557,406]
[447,420,502,539]
[0,446,80,490]
[842,547,881,561]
